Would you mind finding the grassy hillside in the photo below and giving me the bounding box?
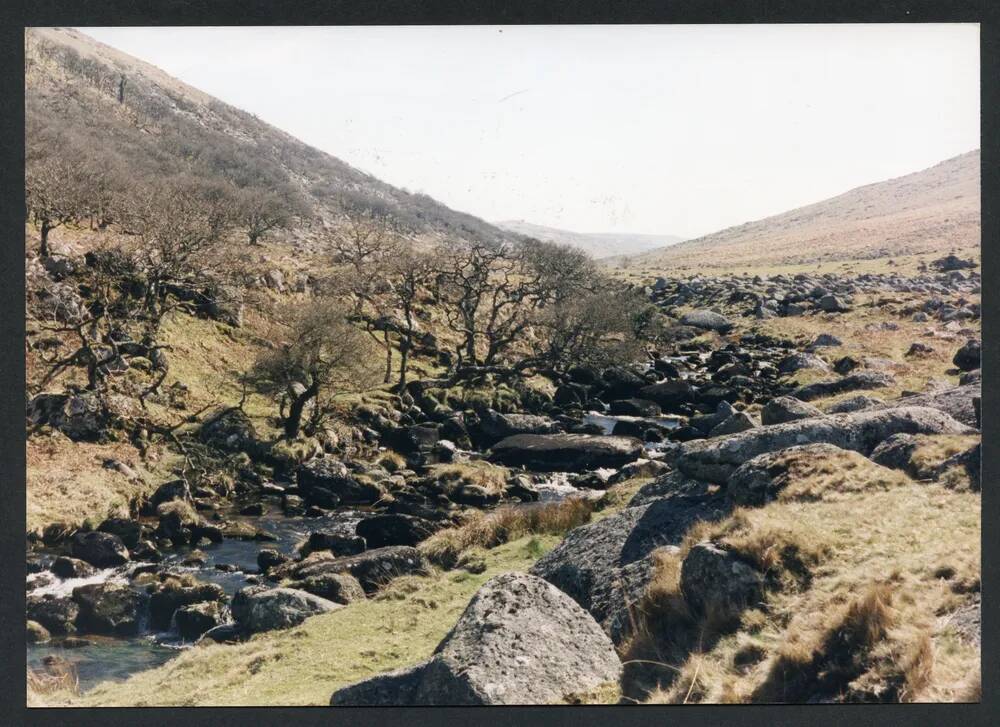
[614,151,980,276]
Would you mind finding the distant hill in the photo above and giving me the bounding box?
[495,220,684,259]
[25,27,513,255]
[618,150,980,273]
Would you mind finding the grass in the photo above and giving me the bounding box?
[624,472,980,703]
[425,460,511,496]
[26,429,178,534]
[71,535,561,707]
[418,497,595,568]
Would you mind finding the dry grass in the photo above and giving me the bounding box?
[26,429,175,533]
[419,498,595,569]
[426,460,511,496]
[27,664,79,707]
[626,474,979,704]
[907,434,981,480]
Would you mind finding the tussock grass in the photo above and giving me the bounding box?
[631,477,980,704]
[419,498,594,569]
[27,664,79,708]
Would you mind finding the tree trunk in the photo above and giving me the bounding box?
[284,382,318,439]
[39,221,52,258]
[397,337,410,391]
[383,329,393,384]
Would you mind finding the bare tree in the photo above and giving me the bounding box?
[234,185,307,246]
[25,130,93,258]
[251,300,381,438]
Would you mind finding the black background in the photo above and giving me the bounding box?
[2,2,997,725]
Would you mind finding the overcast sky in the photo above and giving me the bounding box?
[82,24,979,239]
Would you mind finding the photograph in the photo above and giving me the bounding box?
[23,22,982,707]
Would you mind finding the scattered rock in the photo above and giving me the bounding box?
[679,310,734,333]
[355,514,439,548]
[71,582,144,636]
[952,340,981,371]
[70,531,129,568]
[175,601,227,641]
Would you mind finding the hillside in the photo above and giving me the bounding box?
[25,27,512,259]
[495,220,683,259]
[617,150,980,274]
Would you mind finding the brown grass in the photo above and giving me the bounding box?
[426,460,511,496]
[27,664,79,707]
[628,474,979,704]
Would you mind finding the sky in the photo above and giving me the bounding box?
[82,24,980,240]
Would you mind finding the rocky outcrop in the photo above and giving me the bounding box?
[679,310,734,333]
[675,406,973,483]
[530,481,728,642]
[355,514,439,548]
[477,408,558,442]
[297,458,384,505]
[790,371,894,402]
[489,433,643,471]
[330,573,621,705]
[760,396,823,425]
[880,383,981,428]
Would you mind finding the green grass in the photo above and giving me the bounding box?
[70,535,561,707]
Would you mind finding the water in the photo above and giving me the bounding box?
[28,637,178,692]
[583,411,682,436]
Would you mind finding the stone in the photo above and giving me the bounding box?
[26,595,79,635]
[199,408,257,452]
[293,573,366,604]
[674,406,974,483]
[149,581,226,631]
[680,541,764,624]
[97,518,149,549]
[879,383,981,428]
[827,395,885,414]
[760,396,823,425]
[70,531,129,568]
[953,340,981,371]
[257,548,291,573]
[330,573,621,705]
[71,582,144,636]
[297,458,384,505]
[175,601,227,641]
[477,409,558,442]
[355,514,439,548]
[639,380,697,412]
[777,353,830,375]
[790,371,894,402]
[818,295,849,312]
[273,546,429,594]
[231,586,340,633]
[50,556,98,579]
[708,411,758,437]
[27,620,51,644]
[609,399,663,417]
[679,310,734,333]
[301,532,367,558]
[489,433,644,471]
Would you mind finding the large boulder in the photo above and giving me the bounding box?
[953,340,981,371]
[71,582,144,636]
[148,580,226,631]
[791,371,894,402]
[175,601,227,641]
[827,395,885,414]
[777,353,830,375]
[292,573,366,605]
[760,396,823,425]
[680,542,764,625]
[675,406,974,483]
[70,531,129,568]
[489,433,643,471]
[231,586,340,633]
[199,408,257,452]
[680,310,734,333]
[355,514,439,548]
[26,595,79,635]
[331,573,621,705]
[530,480,728,642]
[297,458,384,505]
